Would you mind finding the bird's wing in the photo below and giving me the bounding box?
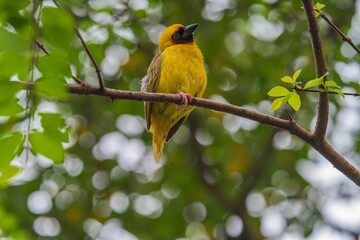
[142,51,162,130]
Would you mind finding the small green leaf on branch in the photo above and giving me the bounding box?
[288,92,301,111]
[271,98,284,111]
[292,69,302,82]
[332,89,345,98]
[325,80,340,88]
[281,76,294,84]
[304,78,323,89]
[314,2,325,17]
[268,86,289,97]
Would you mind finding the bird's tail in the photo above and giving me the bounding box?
[152,132,165,163]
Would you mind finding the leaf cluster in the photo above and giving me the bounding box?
[268,69,344,111]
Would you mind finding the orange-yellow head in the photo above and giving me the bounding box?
[159,23,199,52]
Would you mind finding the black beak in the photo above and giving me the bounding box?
[182,23,199,40]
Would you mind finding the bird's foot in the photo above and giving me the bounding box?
[176,92,192,110]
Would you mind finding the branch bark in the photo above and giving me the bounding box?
[299,1,360,184]
[301,0,329,141]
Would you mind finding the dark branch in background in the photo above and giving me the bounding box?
[188,116,235,208]
[317,9,360,55]
[52,0,105,90]
[302,0,329,142]
[188,115,265,240]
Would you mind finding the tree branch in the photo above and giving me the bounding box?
[73,28,105,90]
[301,0,329,141]
[52,0,105,90]
[59,81,360,185]
[317,10,360,55]
[68,82,295,130]
[312,140,360,186]
[34,40,49,55]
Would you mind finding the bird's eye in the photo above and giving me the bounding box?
[172,33,180,40]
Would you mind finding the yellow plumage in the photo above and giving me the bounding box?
[141,23,207,162]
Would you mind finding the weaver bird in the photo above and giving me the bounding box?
[141,23,207,162]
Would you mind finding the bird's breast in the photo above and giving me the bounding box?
[157,45,207,97]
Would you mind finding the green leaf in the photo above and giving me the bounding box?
[288,92,301,111]
[0,101,24,116]
[29,132,64,164]
[281,76,294,84]
[37,51,71,78]
[0,20,32,79]
[332,89,345,98]
[315,2,325,11]
[0,0,28,14]
[319,71,329,79]
[0,0,31,38]
[267,86,290,97]
[0,52,31,80]
[303,78,323,89]
[282,92,293,104]
[0,82,23,102]
[41,7,75,49]
[292,69,302,82]
[0,165,20,188]
[325,80,340,88]
[0,132,24,168]
[40,113,65,130]
[314,3,325,17]
[28,113,68,164]
[36,77,68,100]
[0,27,29,53]
[317,71,329,82]
[295,84,302,89]
[36,51,70,100]
[271,98,284,111]
[40,113,69,142]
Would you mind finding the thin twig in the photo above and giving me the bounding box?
[34,40,49,55]
[73,28,105,90]
[295,87,360,97]
[52,0,105,90]
[317,10,360,55]
[285,109,294,121]
[71,75,84,85]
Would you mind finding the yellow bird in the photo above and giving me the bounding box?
[141,23,207,162]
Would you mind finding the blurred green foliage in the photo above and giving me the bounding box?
[0,0,359,239]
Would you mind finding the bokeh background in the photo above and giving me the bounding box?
[0,0,360,239]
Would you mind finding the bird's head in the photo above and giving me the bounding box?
[159,23,199,52]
